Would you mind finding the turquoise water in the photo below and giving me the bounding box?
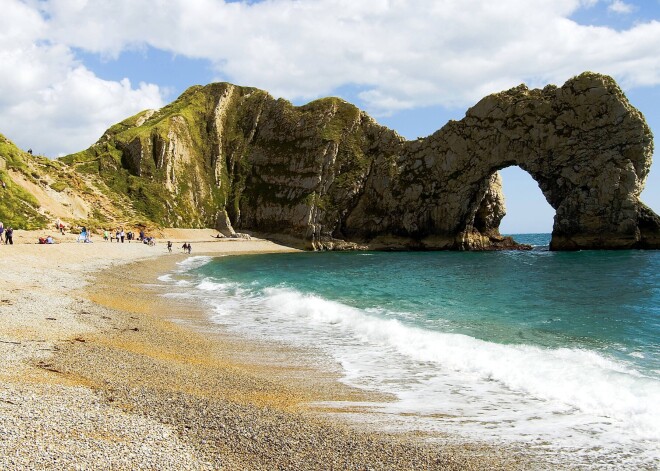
[161,234,660,468]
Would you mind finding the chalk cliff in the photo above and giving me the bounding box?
[56,72,659,250]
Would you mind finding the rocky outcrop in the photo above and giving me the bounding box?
[67,72,658,250]
[346,73,656,250]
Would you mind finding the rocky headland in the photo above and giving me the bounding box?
[1,72,658,250]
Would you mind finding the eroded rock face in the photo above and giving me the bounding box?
[346,72,656,250]
[77,72,658,250]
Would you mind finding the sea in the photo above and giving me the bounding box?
[157,233,659,469]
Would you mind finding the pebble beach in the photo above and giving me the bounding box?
[0,229,528,470]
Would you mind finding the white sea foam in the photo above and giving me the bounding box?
[256,288,659,431]
[196,278,236,291]
[156,256,214,286]
[163,276,660,468]
[175,255,214,271]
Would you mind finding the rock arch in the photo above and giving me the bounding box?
[82,72,658,250]
[345,73,658,250]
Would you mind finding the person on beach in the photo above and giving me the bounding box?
[187,243,192,254]
[167,241,172,253]
[0,222,4,242]
[115,229,121,243]
[5,227,13,245]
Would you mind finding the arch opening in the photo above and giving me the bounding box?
[498,166,555,239]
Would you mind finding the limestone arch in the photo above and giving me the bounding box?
[416,73,655,250]
[319,73,656,250]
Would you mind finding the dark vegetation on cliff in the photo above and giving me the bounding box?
[1,72,658,250]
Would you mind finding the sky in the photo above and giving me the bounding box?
[1,0,659,233]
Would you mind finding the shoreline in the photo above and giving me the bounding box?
[86,249,389,409]
[0,231,529,469]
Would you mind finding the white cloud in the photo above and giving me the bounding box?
[39,1,660,107]
[1,0,659,154]
[0,0,164,156]
[608,0,634,14]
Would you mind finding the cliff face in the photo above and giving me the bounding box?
[64,72,658,250]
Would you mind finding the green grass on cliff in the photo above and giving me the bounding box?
[0,135,49,229]
[54,83,382,231]
[0,133,30,174]
[1,80,385,234]
[61,83,249,227]
[0,169,48,229]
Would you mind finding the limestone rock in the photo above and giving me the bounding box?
[215,210,236,237]
[345,72,656,250]
[66,72,658,250]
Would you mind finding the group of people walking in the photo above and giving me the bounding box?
[0,223,13,244]
[100,227,155,244]
[103,228,132,243]
[166,241,192,253]
[0,220,197,252]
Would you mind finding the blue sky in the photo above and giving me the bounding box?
[1,0,659,233]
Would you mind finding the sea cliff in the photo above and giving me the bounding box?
[1,72,658,250]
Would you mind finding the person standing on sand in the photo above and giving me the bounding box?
[167,241,172,253]
[5,227,13,245]
[0,222,4,243]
